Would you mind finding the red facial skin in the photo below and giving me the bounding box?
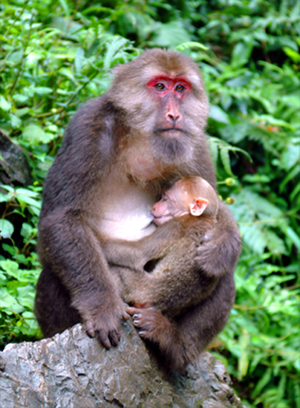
[147,76,192,136]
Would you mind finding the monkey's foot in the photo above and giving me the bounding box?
[127,306,189,374]
[126,306,170,342]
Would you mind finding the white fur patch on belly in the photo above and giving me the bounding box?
[100,184,157,241]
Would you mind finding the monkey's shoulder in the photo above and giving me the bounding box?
[177,214,217,240]
[63,95,120,143]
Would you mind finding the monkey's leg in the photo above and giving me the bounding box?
[127,272,235,373]
[126,306,189,374]
[177,271,236,356]
[35,264,81,337]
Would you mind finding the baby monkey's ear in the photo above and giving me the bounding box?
[189,198,209,217]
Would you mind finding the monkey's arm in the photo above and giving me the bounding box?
[36,97,130,349]
[103,220,183,270]
[194,202,241,278]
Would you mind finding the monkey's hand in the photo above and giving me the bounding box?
[80,296,129,349]
[126,306,189,374]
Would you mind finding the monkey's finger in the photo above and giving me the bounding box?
[133,318,143,328]
[126,306,139,315]
[86,320,95,338]
[117,330,121,341]
[96,329,112,350]
[122,311,130,321]
[127,306,151,315]
[109,329,120,347]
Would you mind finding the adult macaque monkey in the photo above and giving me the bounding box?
[35,49,241,371]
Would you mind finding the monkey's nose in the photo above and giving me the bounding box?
[167,111,181,125]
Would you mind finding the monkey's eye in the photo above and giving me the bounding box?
[176,84,185,92]
[155,83,165,91]
[161,194,168,201]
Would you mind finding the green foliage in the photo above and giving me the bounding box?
[0,258,41,346]
[0,1,299,407]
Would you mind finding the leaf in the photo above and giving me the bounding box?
[0,219,14,238]
[86,39,100,58]
[231,40,254,67]
[0,95,11,111]
[226,72,253,87]
[264,229,287,256]
[281,142,300,170]
[7,50,23,63]
[20,223,34,240]
[286,227,300,251]
[151,21,191,48]
[238,329,250,380]
[209,105,230,124]
[75,47,85,75]
[15,194,41,209]
[104,37,130,71]
[0,287,24,314]
[253,367,272,397]
[231,189,288,255]
[220,148,234,176]
[22,124,55,145]
[53,17,83,40]
[17,285,35,309]
[59,0,70,17]
[0,260,19,277]
[283,47,300,63]
[9,113,22,129]
[32,87,52,96]
[0,192,8,203]
[175,41,209,51]
[14,188,40,198]
[208,138,219,171]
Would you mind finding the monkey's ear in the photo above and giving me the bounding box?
[189,198,209,216]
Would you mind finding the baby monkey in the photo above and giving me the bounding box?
[103,177,225,371]
[104,176,219,315]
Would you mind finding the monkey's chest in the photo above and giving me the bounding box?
[100,185,156,241]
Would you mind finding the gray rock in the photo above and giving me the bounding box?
[0,130,32,186]
[0,322,245,408]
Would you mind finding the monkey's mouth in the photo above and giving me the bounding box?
[156,128,185,137]
[153,215,173,226]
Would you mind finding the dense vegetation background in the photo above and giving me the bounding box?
[0,0,299,407]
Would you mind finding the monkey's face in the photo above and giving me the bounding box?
[109,49,209,166]
[147,75,190,137]
[151,182,191,225]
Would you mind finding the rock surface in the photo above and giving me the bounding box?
[0,130,32,187]
[0,322,245,408]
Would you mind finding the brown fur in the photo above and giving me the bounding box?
[35,49,241,373]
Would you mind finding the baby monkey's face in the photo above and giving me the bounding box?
[151,181,196,226]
